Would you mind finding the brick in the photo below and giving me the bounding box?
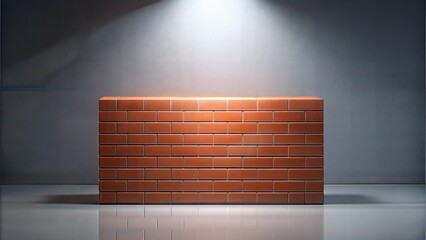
[183,181,213,191]
[171,123,198,133]
[305,192,324,204]
[127,157,157,167]
[99,111,126,121]
[99,157,126,167]
[145,123,171,133]
[145,97,170,111]
[273,111,305,121]
[289,169,323,179]
[117,192,144,204]
[158,157,184,167]
[289,99,323,110]
[184,134,213,144]
[228,193,256,203]
[289,123,323,133]
[171,98,198,110]
[257,193,288,204]
[145,146,171,156]
[99,192,116,204]
[228,99,257,110]
[184,112,213,122]
[99,122,116,133]
[145,169,171,179]
[306,111,323,122]
[158,181,183,191]
[99,169,116,179]
[258,169,288,179]
[117,146,144,156]
[171,146,199,156]
[127,180,157,191]
[289,146,323,156]
[198,123,227,133]
[306,181,324,191]
[199,146,227,156]
[184,157,213,167]
[199,169,227,179]
[243,181,273,191]
[305,157,324,168]
[127,111,156,121]
[99,180,126,191]
[274,134,304,144]
[199,99,227,110]
[274,181,305,191]
[228,169,257,179]
[274,157,305,167]
[243,157,273,168]
[228,123,257,133]
[158,111,184,122]
[214,112,242,122]
[258,98,288,110]
[213,157,242,168]
[158,134,184,144]
[258,146,288,156]
[172,169,199,179]
[117,98,144,110]
[145,192,171,203]
[99,145,116,156]
[306,134,323,144]
[214,181,242,191]
[198,193,227,203]
[258,123,288,133]
[289,192,305,203]
[243,134,273,144]
[117,169,144,179]
[228,146,257,156]
[244,112,273,122]
[99,97,117,111]
[117,122,144,133]
[214,134,242,145]
[289,169,309,179]
[172,192,199,203]
[127,134,156,144]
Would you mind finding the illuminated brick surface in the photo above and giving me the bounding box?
[99,97,323,204]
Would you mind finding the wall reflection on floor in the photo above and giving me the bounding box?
[99,205,324,240]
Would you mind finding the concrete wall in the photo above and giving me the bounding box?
[0,0,2,185]
[1,0,424,184]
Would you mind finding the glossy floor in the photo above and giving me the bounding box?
[1,185,424,240]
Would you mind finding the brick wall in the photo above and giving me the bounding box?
[99,97,324,204]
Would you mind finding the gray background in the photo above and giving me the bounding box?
[0,0,424,184]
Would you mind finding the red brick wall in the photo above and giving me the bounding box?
[99,97,324,204]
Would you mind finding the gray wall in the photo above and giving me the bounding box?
[0,0,2,185]
[1,0,424,184]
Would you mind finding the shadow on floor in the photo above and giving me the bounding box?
[36,194,98,204]
[325,194,380,204]
[35,194,381,205]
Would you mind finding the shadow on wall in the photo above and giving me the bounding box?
[263,0,424,63]
[1,0,159,88]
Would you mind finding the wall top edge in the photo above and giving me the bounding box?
[99,96,323,101]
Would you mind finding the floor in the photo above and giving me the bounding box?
[1,185,424,240]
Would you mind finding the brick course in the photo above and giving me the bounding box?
[99,97,324,204]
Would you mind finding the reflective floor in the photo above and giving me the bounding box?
[1,185,424,240]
